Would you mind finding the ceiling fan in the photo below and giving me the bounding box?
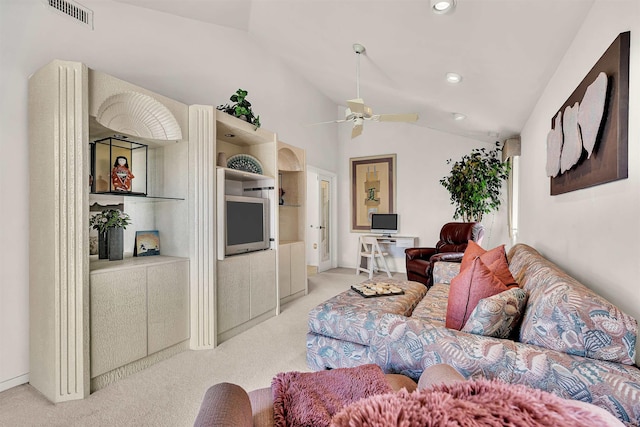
[322,43,419,139]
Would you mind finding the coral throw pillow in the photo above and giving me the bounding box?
[446,244,519,330]
[460,241,517,288]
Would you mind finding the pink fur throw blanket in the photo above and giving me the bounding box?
[330,378,621,427]
[271,364,392,427]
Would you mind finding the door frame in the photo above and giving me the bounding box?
[306,166,338,272]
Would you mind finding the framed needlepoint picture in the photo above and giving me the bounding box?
[134,230,160,256]
[350,154,397,232]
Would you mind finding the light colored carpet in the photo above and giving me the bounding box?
[0,268,406,427]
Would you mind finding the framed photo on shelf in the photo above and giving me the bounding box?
[350,154,396,232]
[134,230,160,257]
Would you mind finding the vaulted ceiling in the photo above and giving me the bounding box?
[113,0,595,142]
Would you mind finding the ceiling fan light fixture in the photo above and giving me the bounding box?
[314,43,419,138]
[431,0,456,14]
[446,72,462,84]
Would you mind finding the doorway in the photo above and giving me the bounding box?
[306,167,337,272]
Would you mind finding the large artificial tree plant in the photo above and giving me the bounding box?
[217,88,261,129]
[439,142,511,222]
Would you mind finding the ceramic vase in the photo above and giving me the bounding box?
[217,152,227,167]
[98,231,109,259]
[108,227,124,261]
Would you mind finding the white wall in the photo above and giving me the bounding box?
[336,116,510,272]
[518,0,640,362]
[0,0,338,391]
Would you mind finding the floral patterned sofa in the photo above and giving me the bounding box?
[306,243,640,425]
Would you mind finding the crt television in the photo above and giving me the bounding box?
[370,213,398,236]
[225,195,270,256]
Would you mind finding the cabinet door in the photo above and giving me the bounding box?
[250,250,277,318]
[90,268,147,378]
[217,255,251,333]
[147,260,190,354]
[278,244,291,298]
[290,242,307,295]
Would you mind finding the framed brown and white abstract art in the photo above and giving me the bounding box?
[547,31,629,195]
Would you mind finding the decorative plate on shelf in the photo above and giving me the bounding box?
[226,154,263,175]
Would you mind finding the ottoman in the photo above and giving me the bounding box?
[306,278,427,371]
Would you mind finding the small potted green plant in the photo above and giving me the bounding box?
[90,209,131,260]
[217,88,261,129]
[439,143,511,222]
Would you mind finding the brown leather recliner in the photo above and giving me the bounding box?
[405,222,484,287]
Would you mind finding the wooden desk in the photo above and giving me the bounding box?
[360,235,418,273]
[366,235,418,248]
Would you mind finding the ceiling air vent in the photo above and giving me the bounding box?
[43,0,93,29]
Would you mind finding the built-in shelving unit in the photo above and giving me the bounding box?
[28,60,305,401]
[88,137,189,260]
[278,141,307,305]
[87,73,192,388]
[28,60,205,402]
[215,111,278,343]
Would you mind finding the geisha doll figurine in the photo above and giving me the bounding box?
[111,156,135,192]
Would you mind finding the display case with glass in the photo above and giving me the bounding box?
[91,137,148,196]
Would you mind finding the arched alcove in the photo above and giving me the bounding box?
[278,147,302,171]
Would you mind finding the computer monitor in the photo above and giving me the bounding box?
[370,213,398,236]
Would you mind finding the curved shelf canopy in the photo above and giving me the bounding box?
[96,91,183,141]
[278,147,302,171]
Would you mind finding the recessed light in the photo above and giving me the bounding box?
[430,0,456,14]
[446,72,462,84]
[225,133,235,138]
[452,113,466,121]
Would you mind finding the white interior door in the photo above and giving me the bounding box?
[317,173,332,272]
[306,167,337,272]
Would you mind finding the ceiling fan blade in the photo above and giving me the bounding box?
[375,113,419,122]
[347,98,366,115]
[351,123,363,139]
[309,119,346,126]
[419,123,501,143]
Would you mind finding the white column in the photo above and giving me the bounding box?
[29,60,89,401]
[188,105,216,349]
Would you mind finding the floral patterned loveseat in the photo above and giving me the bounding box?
[306,243,640,425]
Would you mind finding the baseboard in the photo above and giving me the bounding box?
[217,310,276,344]
[0,373,29,393]
[90,340,190,393]
[280,289,306,306]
